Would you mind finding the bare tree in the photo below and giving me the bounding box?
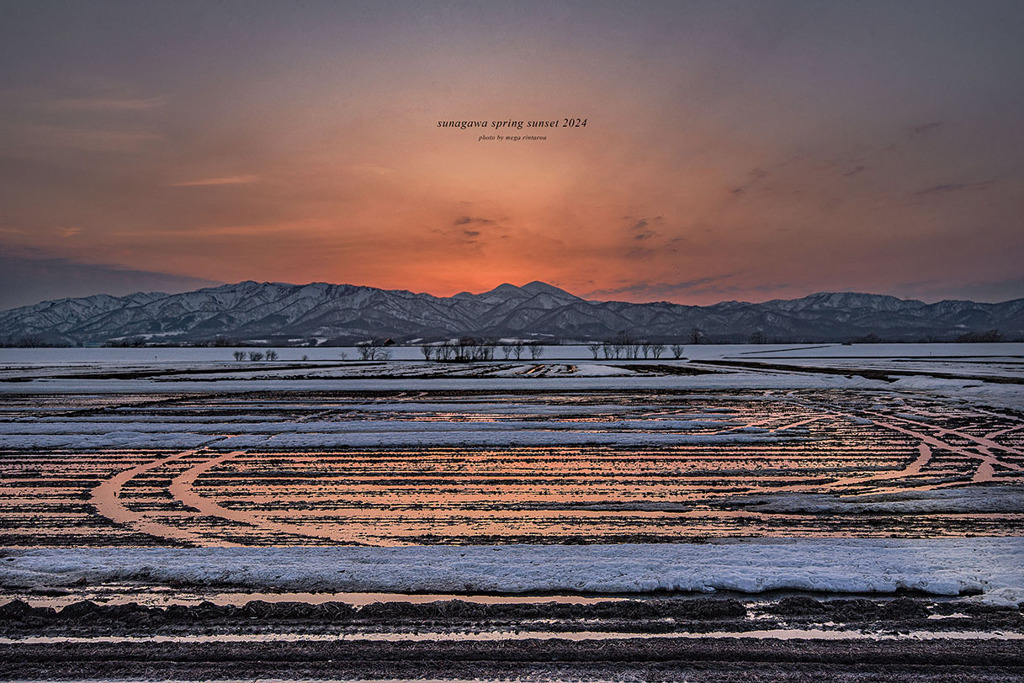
[670,344,684,359]
[420,344,434,361]
[427,337,499,363]
[358,339,392,361]
[232,351,246,361]
[248,351,264,362]
[528,343,544,360]
[512,340,526,360]
[480,338,497,361]
[265,350,279,361]
[587,342,601,359]
[454,337,476,362]
[502,344,514,359]
[650,344,665,359]
[611,331,637,359]
[640,341,652,359]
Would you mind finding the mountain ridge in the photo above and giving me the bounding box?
[1,281,1021,346]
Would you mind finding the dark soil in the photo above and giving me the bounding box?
[3,638,1023,682]
[2,596,1023,681]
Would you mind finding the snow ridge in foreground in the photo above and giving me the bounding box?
[3,539,1022,606]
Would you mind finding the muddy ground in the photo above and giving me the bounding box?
[2,596,1022,681]
[5,638,1024,682]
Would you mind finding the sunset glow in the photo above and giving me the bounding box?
[1,1,1022,308]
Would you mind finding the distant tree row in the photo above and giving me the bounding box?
[0,336,70,348]
[586,332,682,360]
[103,337,148,347]
[420,338,544,362]
[852,329,1006,344]
[956,329,1003,343]
[357,339,393,361]
[232,350,279,361]
[107,336,243,348]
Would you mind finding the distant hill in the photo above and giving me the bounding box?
[0,280,1021,346]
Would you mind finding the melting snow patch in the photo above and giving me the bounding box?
[1,539,1021,603]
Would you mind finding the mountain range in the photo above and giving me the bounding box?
[1,280,1022,346]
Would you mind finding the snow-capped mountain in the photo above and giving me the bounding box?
[0,281,1021,345]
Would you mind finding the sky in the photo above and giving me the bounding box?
[0,0,1022,310]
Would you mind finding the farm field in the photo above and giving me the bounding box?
[1,344,1023,680]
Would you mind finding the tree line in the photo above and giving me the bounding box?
[420,337,544,362]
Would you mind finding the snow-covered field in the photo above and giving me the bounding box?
[1,344,1022,604]
[2,342,1021,409]
[2,539,1022,605]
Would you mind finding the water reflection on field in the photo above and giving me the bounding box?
[1,389,1022,546]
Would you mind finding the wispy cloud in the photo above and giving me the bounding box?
[632,220,651,240]
[585,275,802,303]
[168,175,261,187]
[730,168,769,196]
[46,96,168,112]
[113,221,301,237]
[913,180,993,196]
[0,86,167,112]
[910,121,943,136]
[623,216,663,241]
[349,164,396,176]
[0,253,221,310]
[8,123,162,152]
[586,276,728,301]
[453,215,495,226]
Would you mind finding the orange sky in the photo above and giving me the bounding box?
[1,1,1022,308]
